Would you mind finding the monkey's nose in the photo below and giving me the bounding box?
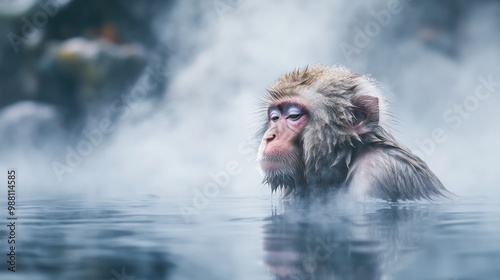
[265,134,276,142]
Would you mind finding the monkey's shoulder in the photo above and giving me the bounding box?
[346,146,446,201]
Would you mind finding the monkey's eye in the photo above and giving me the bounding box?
[285,106,304,121]
[269,109,280,122]
[287,114,302,121]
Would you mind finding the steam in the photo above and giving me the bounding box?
[1,0,499,199]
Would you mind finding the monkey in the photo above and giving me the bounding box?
[257,65,450,201]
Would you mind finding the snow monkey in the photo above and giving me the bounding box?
[257,65,450,201]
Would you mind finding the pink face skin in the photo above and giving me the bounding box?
[258,101,309,171]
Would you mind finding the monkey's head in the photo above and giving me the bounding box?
[257,65,386,196]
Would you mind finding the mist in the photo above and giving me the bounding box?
[1,0,499,201]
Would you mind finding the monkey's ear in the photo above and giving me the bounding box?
[351,95,379,135]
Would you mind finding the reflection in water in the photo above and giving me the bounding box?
[1,195,500,279]
[263,199,435,280]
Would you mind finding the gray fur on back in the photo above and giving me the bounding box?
[346,127,450,201]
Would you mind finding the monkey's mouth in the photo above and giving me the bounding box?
[259,156,289,171]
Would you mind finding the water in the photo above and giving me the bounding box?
[1,193,500,280]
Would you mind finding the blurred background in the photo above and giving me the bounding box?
[0,0,499,199]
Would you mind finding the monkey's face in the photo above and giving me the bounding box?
[258,65,384,194]
[258,99,308,190]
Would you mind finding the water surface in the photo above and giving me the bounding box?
[1,194,500,280]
